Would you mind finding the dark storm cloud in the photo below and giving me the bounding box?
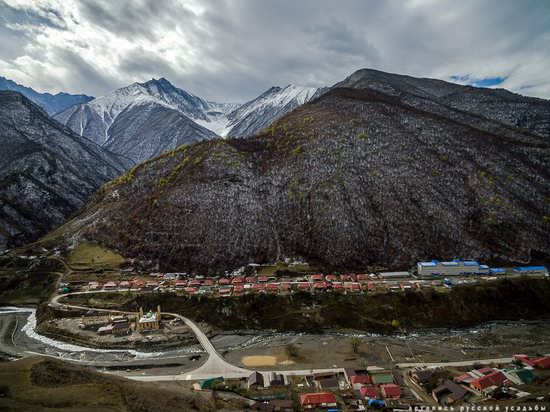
[0,0,549,101]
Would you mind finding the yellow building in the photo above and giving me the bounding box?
[135,306,161,331]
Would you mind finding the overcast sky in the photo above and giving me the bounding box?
[1,0,549,102]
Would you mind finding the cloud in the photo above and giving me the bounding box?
[0,0,549,101]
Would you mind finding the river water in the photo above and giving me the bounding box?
[1,306,549,365]
[0,307,201,363]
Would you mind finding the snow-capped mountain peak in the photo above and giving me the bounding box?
[54,78,320,160]
[224,84,320,137]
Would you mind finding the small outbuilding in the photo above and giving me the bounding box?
[248,371,264,389]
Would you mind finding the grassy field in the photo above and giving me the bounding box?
[62,292,135,309]
[66,243,125,271]
[0,356,218,411]
[257,265,279,275]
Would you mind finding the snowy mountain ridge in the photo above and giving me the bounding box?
[0,75,93,115]
[225,84,319,138]
[54,78,320,162]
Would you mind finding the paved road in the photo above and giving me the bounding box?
[52,292,367,382]
[52,291,253,379]
[50,291,550,383]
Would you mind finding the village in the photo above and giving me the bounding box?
[46,258,550,411]
[58,260,549,299]
[186,353,550,411]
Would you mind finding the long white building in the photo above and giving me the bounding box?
[417,260,489,278]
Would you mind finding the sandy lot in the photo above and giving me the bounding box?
[242,355,278,366]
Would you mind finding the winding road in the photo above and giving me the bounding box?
[48,290,550,385]
[50,291,363,382]
[51,291,253,380]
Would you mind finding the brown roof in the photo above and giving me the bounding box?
[433,380,467,401]
[412,370,433,383]
[319,377,339,389]
[269,399,294,409]
[248,371,264,387]
[313,372,336,380]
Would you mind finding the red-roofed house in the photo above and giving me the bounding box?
[231,276,244,284]
[175,280,187,289]
[470,371,508,394]
[219,286,232,296]
[300,392,337,409]
[311,274,324,281]
[345,282,361,292]
[104,281,117,290]
[245,276,255,283]
[513,354,531,364]
[532,356,550,369]
[118,281,130,289]
[332,283,344,292]
[219,278,231,285]
[298,282,310,291]
[252,283,266,292]
[514,354,550,369]
[131,280,144,290]
[351,375,372,385]
[326,274,338,282]
[476,367,495,375]
[356,274,369,282]
[203,279,214,286]
[380,384,401,399]
[314,281,329,290]
[189,279,201,287]
[266,283,279,293]
[184,287,196,295]
[280,282,291,292]
[359,386,379,399]
[258,276,269,283]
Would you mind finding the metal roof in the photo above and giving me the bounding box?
[419,261,437,267]
[462,261,480,266]
[514,266,547,271]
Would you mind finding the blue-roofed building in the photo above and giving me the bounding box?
[417,259,485,278]
[478,264,490,275]
[513,266,548,276]
[419,261,438,267]
[462,261,480,266]
[442,261,459,267]
[490,268,506,275]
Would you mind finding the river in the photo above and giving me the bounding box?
[0,307,201,363]
[1,306,549,368]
